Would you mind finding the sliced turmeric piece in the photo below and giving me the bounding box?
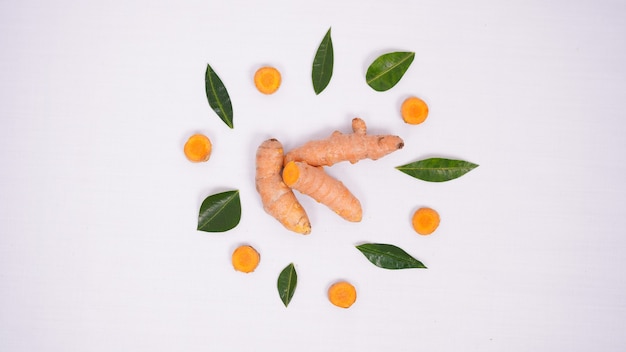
[255,139,311,234]
[284,117,404,166]
[283,161,362,222]
[184,133,212,162]
[328,281,357,308]
[401,96,429,125]
[254,66,282,94]
[231,245,260,273]
[412,207,440,235]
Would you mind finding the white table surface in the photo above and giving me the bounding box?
[2,0,625,351]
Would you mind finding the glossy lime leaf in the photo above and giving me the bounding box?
[356,243,426,270]
[396,158,479,182]
[205,63,234,128]
[277,263,297,307]
[366,51,415,91]
[197,190,241,232]
[312,27,334,95]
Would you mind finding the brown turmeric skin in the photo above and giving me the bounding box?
[284,117,404,166]
[283,161,362,222]
[255,139,311,234]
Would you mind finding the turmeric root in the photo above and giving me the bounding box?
[283,161,362,222]
[255,139,311,234]
[284,117,404,166]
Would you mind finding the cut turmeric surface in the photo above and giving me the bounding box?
[284,117,404,166]
[231,245,260,273]
[401,96,429,125]
[283,161,362,222]
[255,139,311,234]
[328,281,357,308]
[412,207,440,235]
[184,133,212,162]
[254,66,282,94]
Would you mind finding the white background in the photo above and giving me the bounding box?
[1,0,625,351]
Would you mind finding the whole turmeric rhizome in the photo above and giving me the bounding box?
[255,118,404,234]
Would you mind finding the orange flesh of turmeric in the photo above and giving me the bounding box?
[282,160,301,187]
[184,134,212,162]
[283,161,362,222]
[328,281,357,308]
[254,66,281,94]
[284,118,404,166]
[412,207,440,235]
[231,245,260,273]
[255,139,311,234]
[401,96,429,125]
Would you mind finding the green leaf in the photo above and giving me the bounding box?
[396,157,479,182]
[277,263,297,307]
[197,190,241,232]
[356,243,426,270]
[365,51,415,91]
[205,63,234,128]
[312,27,334,95]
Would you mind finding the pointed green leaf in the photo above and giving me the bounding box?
[205,63,234,128]
[277,263,297,307]
[366,51,415,91]
[312,27,334,95]
[396,157,478,182]
[356,243,426,270]
[197,190,241,232]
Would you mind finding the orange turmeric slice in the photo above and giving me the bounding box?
[328,281,357,308]
[231,245,260,273]
[254,66,281,94]
[412,207,440,235]
[401,96,429,125]
[184,133,212,162]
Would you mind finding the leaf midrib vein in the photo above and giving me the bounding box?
[367,53,413,85]
[364,247,414,266]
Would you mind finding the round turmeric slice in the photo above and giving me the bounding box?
[412,207,440,235]
[401,96,429,125]
[328,281,357,308]
[254,66,281,94]
[184,133,212,162]
[231,245,260,273]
